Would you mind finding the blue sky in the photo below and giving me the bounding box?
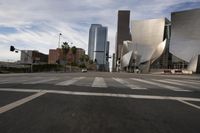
[0,0,200,62]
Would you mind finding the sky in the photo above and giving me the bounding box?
[0,0,200,62]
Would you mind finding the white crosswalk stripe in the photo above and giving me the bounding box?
[163,79,200,89]
[23,78,59,84]
[166,79,200,85]
[131,78,191,92]
[92,77,107,88]
[113,78,147,89]
[151,79,192,92]
[56,77,85,86]
[0,78,30,84]
[0,76,196,92]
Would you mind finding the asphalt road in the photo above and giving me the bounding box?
[0,72,200,133]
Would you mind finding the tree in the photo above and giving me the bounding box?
[71,46,77,64]
[85,55,89,62]
[79,55,84,62]
[62,42,70,55]
[61,42,70,72]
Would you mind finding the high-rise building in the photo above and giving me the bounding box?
[88,24,102,60]
[115,10,131,63]
[88,24,109,71]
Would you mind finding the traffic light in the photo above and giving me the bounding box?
[10,46,15,52]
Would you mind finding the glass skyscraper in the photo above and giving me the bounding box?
[88,24,109,71]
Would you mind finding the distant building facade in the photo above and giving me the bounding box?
[48,48,85,65]
[88,24,109,71]
[20,50,48,64]
[115,10,132,67]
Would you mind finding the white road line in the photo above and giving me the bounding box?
[0,91,46,114]
[154,80,192,91]
[92,77,107,88]
[166,79,200,86]
[177,100,200,110]
[0,81,9,84]
[113,78,146,89]
[165,79,200,89]
[24,78,58,84]
[56,77,85,86]
[0,88,41,93]
[0,88,200,102]
[131,78,187,91]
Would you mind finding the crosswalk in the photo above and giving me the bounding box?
[92,77,107,88]
[0,76,199,92]
[113,78,146,90]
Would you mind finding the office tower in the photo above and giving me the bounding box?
[88,24,109,71]
[115,10,131,63]
[88,24,102,60]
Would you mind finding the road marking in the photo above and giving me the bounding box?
[0,88,200,102]
[113,78,146,89]
[165,79,200,89]
[24,78,58,84]
[166,79,200,86]
[92,77,107,88]
[0,88,41,93]
[131,78,188,91]
[56,77,85,86]
[0,91,46,114]
[177,100,200,110]
[154,80,192,91]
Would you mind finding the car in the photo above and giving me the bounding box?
[81,68,87,72]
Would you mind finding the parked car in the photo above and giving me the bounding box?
[81,68,87,72]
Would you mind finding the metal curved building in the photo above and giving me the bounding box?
[170,9,200,72]
[120,18,170,72]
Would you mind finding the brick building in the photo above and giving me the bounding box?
[48,48,85,65]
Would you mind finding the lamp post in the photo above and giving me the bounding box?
[58,33,62,48]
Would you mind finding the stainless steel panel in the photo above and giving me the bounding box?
[131,18,165,63]
[170,9,200,62]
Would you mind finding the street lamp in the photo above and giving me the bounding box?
[58,33,62,48]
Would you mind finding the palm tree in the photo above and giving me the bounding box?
[62,42,70,72]
[71,46,77,64]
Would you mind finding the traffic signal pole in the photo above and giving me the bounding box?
[10,46,33,73]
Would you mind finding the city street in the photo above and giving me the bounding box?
[0,72,200,133]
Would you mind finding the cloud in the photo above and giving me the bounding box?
[0,0,200,62]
